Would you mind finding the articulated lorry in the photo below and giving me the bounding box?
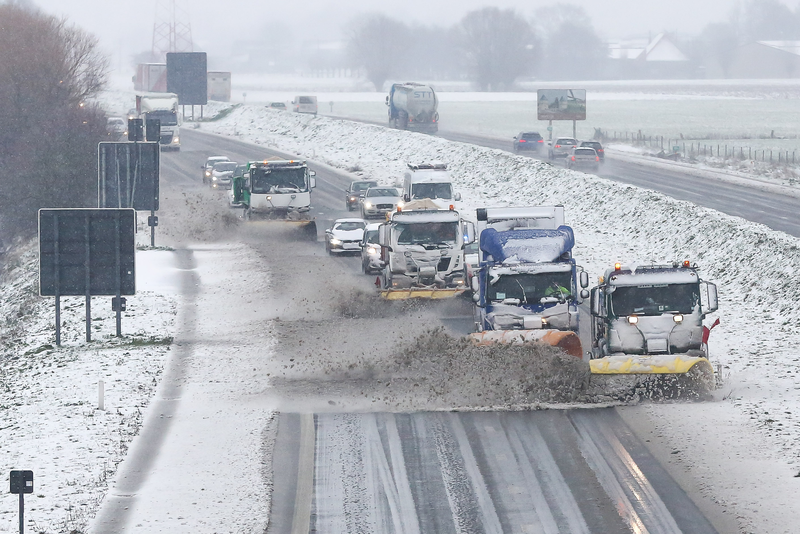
[231,158,317,239]
[136,92,181,150]
[589,261,719,380]
[468,206,588,357]
[377,200,475,299]
[386,83,439,133]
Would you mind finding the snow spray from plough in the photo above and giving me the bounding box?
[467,206,590,358]
[376,200,475,300]
[587,261,720,395]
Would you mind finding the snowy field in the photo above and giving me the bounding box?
[198,107,800,533]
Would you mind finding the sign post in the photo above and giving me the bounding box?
[39,209,136,343]
[10,470,33,534]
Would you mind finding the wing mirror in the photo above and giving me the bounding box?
[580,270,589,288]
[454,192,462,201]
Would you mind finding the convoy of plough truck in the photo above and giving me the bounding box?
[214,156,722,397]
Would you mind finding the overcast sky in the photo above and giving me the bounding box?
[28,0,800,72]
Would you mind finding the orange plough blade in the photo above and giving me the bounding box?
[468,330,583,358]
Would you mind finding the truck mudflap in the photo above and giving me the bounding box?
[380,288,466,300]
[468,330,582,358]
[589,354,713,375]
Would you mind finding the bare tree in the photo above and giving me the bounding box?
[0,5,108,238]
[699,22,741,77]
[455,8,536,91]
[346,14,409,91]
[741,0,800,41]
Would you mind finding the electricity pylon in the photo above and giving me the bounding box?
[151,0,193,61]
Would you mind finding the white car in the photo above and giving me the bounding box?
[360,187,402,219]
[325,218,366,254]
[202,156,230,184]
[360,223,383,274]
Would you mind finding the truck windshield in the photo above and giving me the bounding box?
[411,183,452,200]
[610,283,699,317]
[144,110,177,126]
[251,168,308,193]
[395,221,458,245]
[487,272,573,304]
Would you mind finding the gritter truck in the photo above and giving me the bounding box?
[589,261,719,379]
[231,158,318,239]
[468,206,589,357]
[386,83,439,133]
[377,200,475,299]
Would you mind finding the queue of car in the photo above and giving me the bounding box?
[511,132,605,172]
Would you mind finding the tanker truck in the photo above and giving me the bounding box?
[385,83,439,133]
[468,206,589,358]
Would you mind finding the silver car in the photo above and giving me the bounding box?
[360,187,402,219]
[360,223,383,274]
[548,137,578,160]
[210,161,237,189]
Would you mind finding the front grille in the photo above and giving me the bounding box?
[376,204,393,210]
[160,134,173,144]
[437,257,451,271]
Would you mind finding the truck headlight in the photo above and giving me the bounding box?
[673,314,683,323]
[628,315,639,325]
[367,246,378,255]
[173,137,179,143]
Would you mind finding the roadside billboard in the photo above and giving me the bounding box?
[166,52,208,105]
[537,89,587,121]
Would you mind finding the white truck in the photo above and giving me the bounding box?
[402,163,461,210]
[589,261,719,380]
[386,83,438,133]
[135,92,181,150]
[377,200,475,300]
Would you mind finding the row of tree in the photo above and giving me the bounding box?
[346,6,606,91]
[0,4,108,242]
[346,0,800,90]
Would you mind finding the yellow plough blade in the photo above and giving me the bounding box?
[589,355,713,375]
[468,330,583,359]
[380,288,466,300]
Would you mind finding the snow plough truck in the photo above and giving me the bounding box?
[231,158,317,240]
[377,200,475,300]
[468,206,589,358]
[588,261,719,383]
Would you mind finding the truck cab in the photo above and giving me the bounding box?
[402,163,461,209]
[472,207,589,335]
[590,262,718,359]
[232,159,317,220]
[377,202,475,298]
[136,92,181,150]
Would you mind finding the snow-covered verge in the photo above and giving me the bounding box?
[199,107,800,532]
[0,237,177,533]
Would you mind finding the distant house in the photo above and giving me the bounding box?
[608,33,691,79]
[727,41,800,78]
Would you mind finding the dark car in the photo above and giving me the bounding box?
[345,180,378,211]
[512,131,544,153]
[580,140,605,162]
[268,102,287,110]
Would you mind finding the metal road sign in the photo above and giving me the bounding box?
[98,142,160,211]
